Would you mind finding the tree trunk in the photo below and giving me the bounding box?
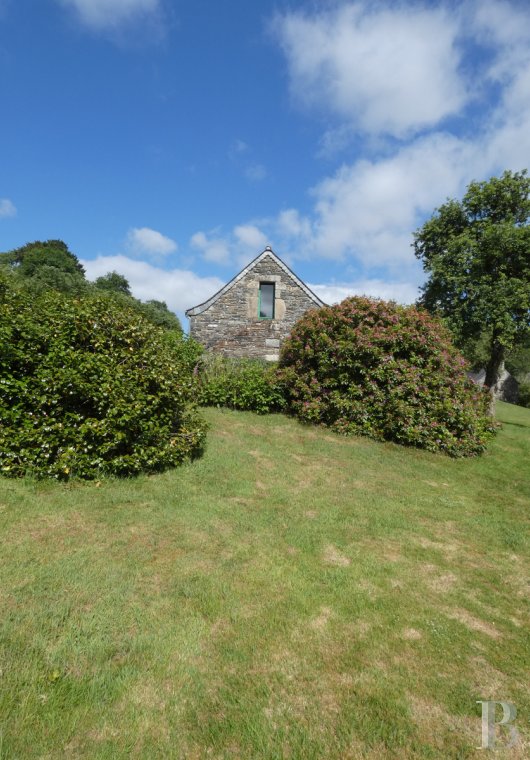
[484,338,505,417]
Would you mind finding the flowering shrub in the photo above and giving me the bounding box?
[277,297,496,456]
[195,354,286,414]
[0,276,206,479]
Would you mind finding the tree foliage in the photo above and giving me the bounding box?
[0,240,87,294]
[0,274,205,479]
[94,270,131,296]
[413,170,530,389]
[138,299,182,332]
[1,240,183,333]
[278,297,496,457]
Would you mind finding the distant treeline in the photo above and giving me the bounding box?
[0,239,182,333]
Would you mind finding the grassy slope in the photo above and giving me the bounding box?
[0,402,528,759]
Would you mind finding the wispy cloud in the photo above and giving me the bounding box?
[0,198,16,218]
[233,224,268,253]
[229,138,268,184]
[229,139,249,158]
[58,0,161,30]
[190,230,231,265]
[244,163,267,182]
[126,227,177,258]
[190,224,271,268]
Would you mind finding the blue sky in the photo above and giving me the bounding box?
[1,0,530,325]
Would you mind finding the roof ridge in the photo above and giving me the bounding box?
[185,247,326,316]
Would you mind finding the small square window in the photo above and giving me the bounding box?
[259,282,275,319]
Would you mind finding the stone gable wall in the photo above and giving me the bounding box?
[188,255,320,360]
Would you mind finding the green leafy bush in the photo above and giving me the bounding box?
[164,331,204,373]
[518,382,530,409]
[278,297,496,456]
[0,277,206,479]
[196,355,285,414]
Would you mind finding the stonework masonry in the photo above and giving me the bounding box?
[186,250,325,361]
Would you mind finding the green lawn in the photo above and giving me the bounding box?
[0,402,528,759]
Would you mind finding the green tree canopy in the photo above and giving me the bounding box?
[94,271,132,296]
[139,299,182,332]
[0,240,86,294]
[413,170,530,392]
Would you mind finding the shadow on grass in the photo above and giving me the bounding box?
[503,419,530,429]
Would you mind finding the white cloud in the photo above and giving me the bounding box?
[126,227,177,258]
[473,0,530,55]
[309,132,480,267]
[189,96,526,278]
[190,225,272,269]
[252,1,530,275]
[233,224,268,253]
[0,198,16,218]
[273,2,467,138]
[190,231,231,265]
[81,254,223,314]
[276,209,311,240]
[181,1,530,308]
[310,279,420,306]
[211,133,478,273]
[58,0,160,29]
[472,0,530,172]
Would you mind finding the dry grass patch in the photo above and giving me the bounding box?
[414,536,461,558]
[407,694,477,754]
[248,450,274,469]
[421,564,458,593]
[444,608,503,639]
[322,544,351,567]
[402,628,423,641]
[310,606,333,631]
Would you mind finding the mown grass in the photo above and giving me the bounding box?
[0,402,528,759]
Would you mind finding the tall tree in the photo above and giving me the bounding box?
[0,240,86,294]
[413,170,530,397]
[139,299,182,332]
[94,271,132,296]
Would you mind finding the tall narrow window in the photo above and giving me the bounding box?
[259,282,275,319]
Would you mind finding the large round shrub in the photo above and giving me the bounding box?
[277,297,496,456]
[0,279,206,478]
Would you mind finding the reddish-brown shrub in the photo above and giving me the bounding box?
[277,297,496,456]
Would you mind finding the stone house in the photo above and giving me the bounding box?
[186,247,326,361]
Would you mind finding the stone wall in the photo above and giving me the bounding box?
[468,367,520,404]
[188,254,321,360]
